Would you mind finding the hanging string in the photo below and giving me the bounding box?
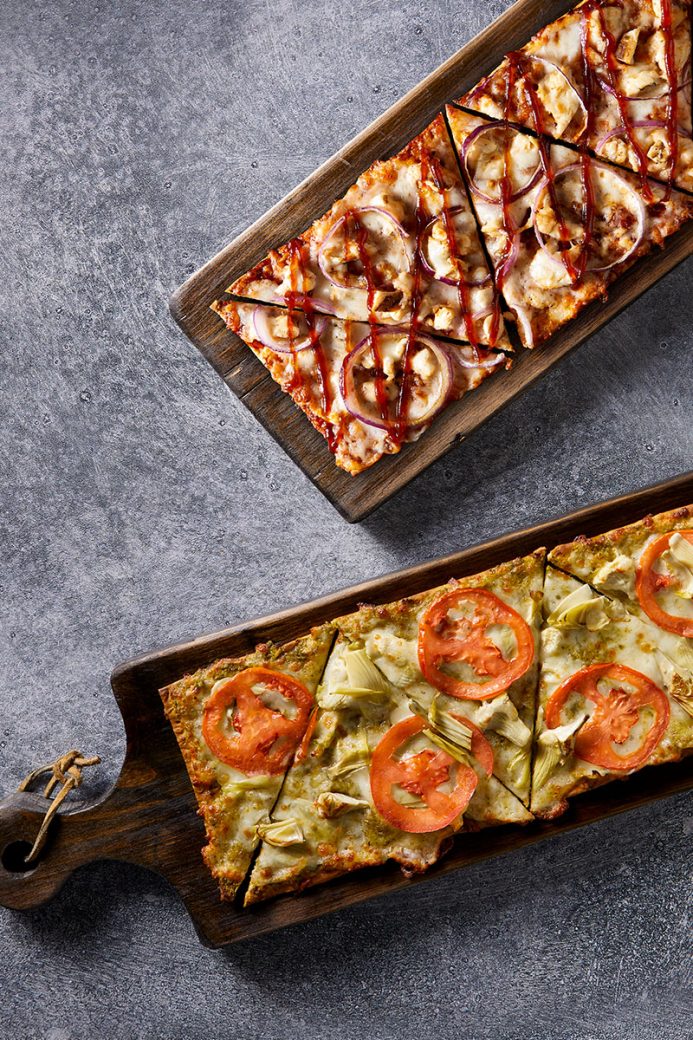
[17,749,101,864]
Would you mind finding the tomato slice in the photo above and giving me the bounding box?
[202,666,314,775]
[370,715,482,833]
[636,530,693,637]
[418,588,534,700]
[544,663,670,772]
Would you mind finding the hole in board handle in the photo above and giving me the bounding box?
[1,840,37,875]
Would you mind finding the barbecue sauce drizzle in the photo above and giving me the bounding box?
[496,56,521,292]
[588,0,656,200]
[347,209,392,434]
[393,154,429,444]
[509,49,595,283]
[660,0,680,191]
[488,0,683,283]
[286,239,339,452]
[585,0,679,197]
[427,154,495,355]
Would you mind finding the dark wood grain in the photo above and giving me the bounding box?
[1,474,691,947]
[169,0,693,522]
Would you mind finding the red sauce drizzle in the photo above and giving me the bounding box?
[286,239,338,451]
[660,0,680,192]
[587,0,655,201]
[347,209,391,431]
[578,8,598,274]
[427,155,490,355]
[496,55,521,293]
[392,154,429,444]
[509,51,595,283]
[284,241,304,398]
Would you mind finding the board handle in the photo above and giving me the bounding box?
[0,750,196,911]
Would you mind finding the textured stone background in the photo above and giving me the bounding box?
[1,0,691,1037]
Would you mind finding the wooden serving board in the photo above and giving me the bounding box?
[169,0,693,522]
[1,474,692,947]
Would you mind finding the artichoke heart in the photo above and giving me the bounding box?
[660,534,693,599]
[409,697,473,753]
[256,817,305,847]
[329,726,371,779]
[508,745,531,790]
[533,711,589,790]
[592,554,636,596]
[324,648,393,702]
[547,583,623,631]
[656,650,693,718]
[475,693,532,747]
[314,791,370,818]
[423,727,473,767]
[223,773,277,794]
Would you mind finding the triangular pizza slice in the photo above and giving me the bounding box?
[548,502,693,643]
[159,625,335,900]
[532,564,693,818]
[222,114,510,350]
[456,0,693,193]
[244,551,543,904]
[213,301,509,475]
[445,105,693,348]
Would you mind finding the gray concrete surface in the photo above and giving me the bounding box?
[0,0,691,1037]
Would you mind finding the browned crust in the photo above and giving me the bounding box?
[548,503,693,574]
[244,834,451,906]
[534,745,693,819]
[334,545,547,629]
[211,300,383,476]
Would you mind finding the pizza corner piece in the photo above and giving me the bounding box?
[158,624,335,901]
[220,112,509,351]
[455,0,693,194]
[531,561,693,819]
[243,549,545,905]
[547,502,693,638]
[212,299,509,475]
[445,103,693,350]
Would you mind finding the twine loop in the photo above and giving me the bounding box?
[17,750,101,865]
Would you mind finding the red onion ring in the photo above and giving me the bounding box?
[460,121,542,205]
[498,232,520,285]
[532,161,646,274]
[252,306,327,354]
[596,119,693,151]
[453,341,506,370]
[418,208,492,287]
[340,332,453,431]
[317,207,411,289]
